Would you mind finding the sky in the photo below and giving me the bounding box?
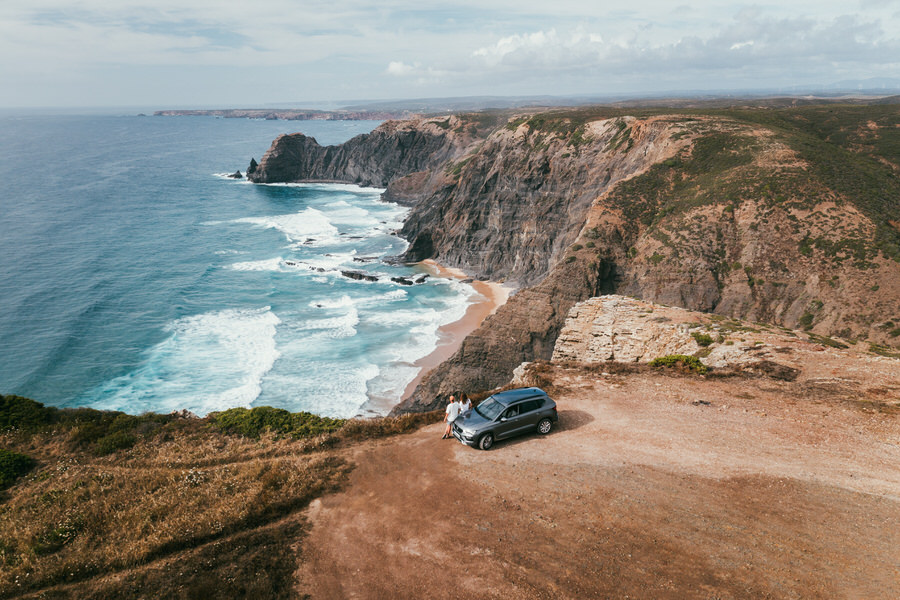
[2,0,899,108]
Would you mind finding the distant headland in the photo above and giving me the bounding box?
[152,108,412,121]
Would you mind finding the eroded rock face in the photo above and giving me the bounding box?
[399,116,688,287]
[246,118,474,195]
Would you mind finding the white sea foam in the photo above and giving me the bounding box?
[321,202,377,226]
[298,250,358,270]
[259,182,385,194]
[234,208,340,245]
[262,362,380,419]
[229,257,285,271]
[294,306,359,339]
[85,307,281,416]
[308,289,407,311]
[309,294,355,309]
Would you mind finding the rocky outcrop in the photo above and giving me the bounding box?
[550,294,802,373]
[247,117,476,194]
[552,295,701,363]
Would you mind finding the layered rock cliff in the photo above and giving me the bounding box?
[247,116,480,203]
[248,105,900,414]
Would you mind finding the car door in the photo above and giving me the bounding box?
[495,404,522,440]
[513,399,543,435]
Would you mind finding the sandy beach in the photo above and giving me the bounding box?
[399,260,511,402]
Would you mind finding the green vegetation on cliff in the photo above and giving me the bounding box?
[0,448,35,490]
[526,103,900,263]
[211,406,345,439]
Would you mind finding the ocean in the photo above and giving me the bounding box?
[0,112,475,418]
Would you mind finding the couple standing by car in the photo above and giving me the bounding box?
[441,394,471,439]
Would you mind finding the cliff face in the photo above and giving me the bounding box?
[248,105,900,414]
[399,116,687,286]
[247,117,477,198]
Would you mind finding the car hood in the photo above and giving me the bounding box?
[456,410,492,431]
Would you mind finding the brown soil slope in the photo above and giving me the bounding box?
[297,362,900,598]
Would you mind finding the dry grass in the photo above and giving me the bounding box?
[0,407,442,598]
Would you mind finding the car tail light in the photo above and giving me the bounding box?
[552,405,557,413]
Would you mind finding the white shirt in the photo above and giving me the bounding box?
[446,401,461,422]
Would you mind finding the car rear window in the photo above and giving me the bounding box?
[519,399,543,413]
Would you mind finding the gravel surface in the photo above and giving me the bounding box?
[295,363,900,598]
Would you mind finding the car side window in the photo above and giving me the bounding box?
[520,400,539,413]
[503,406,519,419]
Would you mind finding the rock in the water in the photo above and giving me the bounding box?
[341,270,379,282]
[227,170,243,179]
[247,157,258,176]
[391,276,414,286]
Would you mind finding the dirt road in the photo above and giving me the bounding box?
[296,367,900,598]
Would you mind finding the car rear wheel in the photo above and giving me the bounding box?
[477,433,494,450]
[537,418,553,435]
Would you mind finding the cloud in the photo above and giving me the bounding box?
[385,10,900,93]
[471,29,605,68]
[2,1,900,106]
[386,61,416,76]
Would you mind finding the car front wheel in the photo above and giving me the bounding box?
[478,433,494,450]
[537,418,553,435]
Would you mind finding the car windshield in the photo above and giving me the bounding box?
[475,397,505,420]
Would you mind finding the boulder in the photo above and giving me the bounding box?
[341,270,379,282]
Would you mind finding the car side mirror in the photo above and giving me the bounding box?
[500,417,507,422]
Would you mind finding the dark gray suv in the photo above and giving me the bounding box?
[451,387,558,450]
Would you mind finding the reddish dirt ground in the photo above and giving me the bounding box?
[295,367,900,599]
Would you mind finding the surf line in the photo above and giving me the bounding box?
[399,259,512,403]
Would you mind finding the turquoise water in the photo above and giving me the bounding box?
[0,113,475,417]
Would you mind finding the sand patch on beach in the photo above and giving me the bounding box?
[400,260,512,401]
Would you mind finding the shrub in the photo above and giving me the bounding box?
[691,332,714,347]
[94,431,136,456]
[0,448,36,489]
[0,395,56,431]
[649,354,709,375]
[338,411,442,440]
[212,407,345,439]
[806,333,849,349]
[798,312,815,330]
[571,244,583,252]
[565,256,576,263]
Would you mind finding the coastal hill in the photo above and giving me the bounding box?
[2,298,898,597]
[246,102,900,413]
